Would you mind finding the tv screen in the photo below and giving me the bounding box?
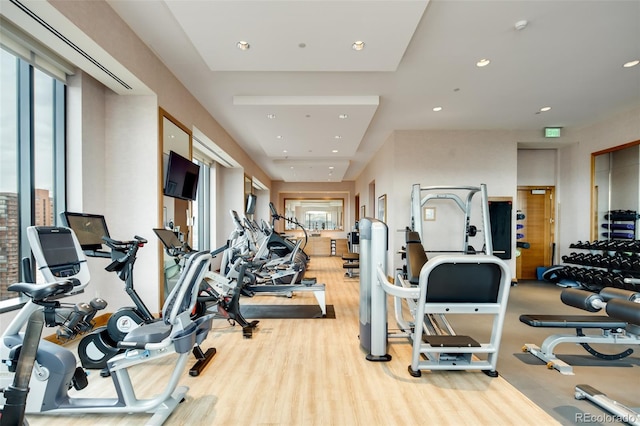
[246,193,257,215]
[63,212,110,251]
[164,150,200,201]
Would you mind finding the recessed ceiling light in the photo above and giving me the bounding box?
[352,41,365,51]
[339,114,348,119]
[332,150,338,153]
[290,166,294,169]
[236,41,250,51]
[433,106,443,112]
[334,135,342,139]
[283,149,288,153]
[329,166,334,170]
[540,106,552,112]
[267,114,276,119]
[623,59,639,68]
[476,58,491,67]
[276,135,283,139]
[514,20,528,31]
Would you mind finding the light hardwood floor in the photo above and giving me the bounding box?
[26,256,558,425]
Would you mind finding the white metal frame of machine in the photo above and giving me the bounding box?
[410,184,494,255]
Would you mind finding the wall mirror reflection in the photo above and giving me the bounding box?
[592,140,640,240]
[159,108,192,305]
[284,199,344,231]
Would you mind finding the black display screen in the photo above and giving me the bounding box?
[39,229,80,267]
[154,228,182,249]
[64,212,110,251]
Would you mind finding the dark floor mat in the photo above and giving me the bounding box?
[240,304,335,319]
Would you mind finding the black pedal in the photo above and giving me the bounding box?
[72,367,89,390]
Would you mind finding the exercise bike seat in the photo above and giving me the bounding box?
[8,281,74,302]
[118,320,171,350]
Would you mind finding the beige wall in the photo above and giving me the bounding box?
[517,149,557,186]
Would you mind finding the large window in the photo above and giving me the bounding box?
[0,46,66,305]
[191,157,211,251]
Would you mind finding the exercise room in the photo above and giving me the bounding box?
[1,1,639,425]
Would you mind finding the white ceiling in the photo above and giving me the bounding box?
[105,0,640,183]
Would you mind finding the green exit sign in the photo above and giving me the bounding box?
[545,127,561,138]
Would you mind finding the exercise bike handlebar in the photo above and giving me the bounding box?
[103,235,147,273]
[102,235,147,249]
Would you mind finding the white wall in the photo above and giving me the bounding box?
[517,149,557,186]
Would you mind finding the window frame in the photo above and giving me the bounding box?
[0,47,66,313]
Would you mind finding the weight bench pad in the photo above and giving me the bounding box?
[519,314,627,329]
[343,262,359,269]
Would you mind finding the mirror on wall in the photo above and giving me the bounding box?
[591,140,640,240]
[284,198,344,231]
[159,108,192,303]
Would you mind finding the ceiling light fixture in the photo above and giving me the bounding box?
[334,135,342,139]
[267,114,276,119]
[283,149,288,153]
[352,41,365,51]
[276,135,283,139]
[433,106,443,112]
[236,41,250,50]
[623,59,639,68]
[339,114,348,119]
[476,58,491,67]
[540,106,552,112]
[329,166,334,170]
[332,150,338,153]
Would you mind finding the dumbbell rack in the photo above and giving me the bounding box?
[556,240,640,291]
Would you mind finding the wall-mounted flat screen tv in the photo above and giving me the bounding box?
[163,150,200,201]
[246,193,257,215]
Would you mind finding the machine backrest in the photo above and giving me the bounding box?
[406,242,428,285]
[27,226,90,291]
[406,230,421,244]
[161,250,212,324]
[425,262,502,303]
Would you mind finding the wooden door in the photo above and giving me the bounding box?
[516,187,555,280]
